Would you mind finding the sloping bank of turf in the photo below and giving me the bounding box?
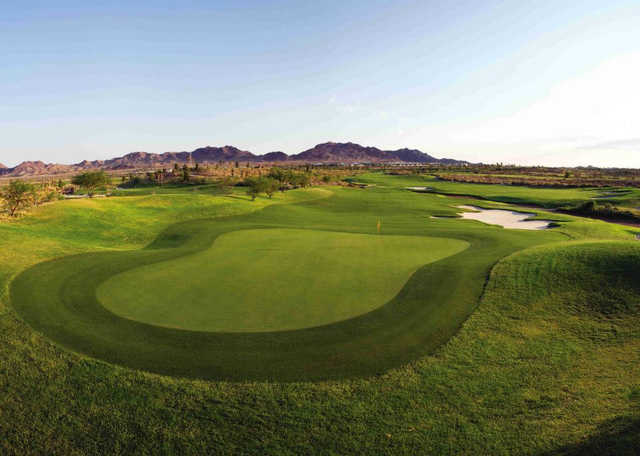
[9,187,565,382]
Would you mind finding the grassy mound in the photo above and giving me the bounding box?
[491,241,640,316]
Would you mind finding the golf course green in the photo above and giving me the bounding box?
[3,173,640,453]
[10,179,571,381]
[98,229,469,332]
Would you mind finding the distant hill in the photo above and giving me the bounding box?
[5,160,77,177]
[192,146,254,163]
[289,142,463,164]
[103,151,191,169]
[260,151,289,162]
[0,142,468,177]
[292,142,391,162]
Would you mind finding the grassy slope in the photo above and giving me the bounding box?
[1,177,639,454]
[98,229,469,332]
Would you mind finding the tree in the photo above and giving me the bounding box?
[71,171,109,197]
[245,178,261,201]
[263,177,278,198]
[1,180,36,217]
[218,176,234,195]
[290,173,311,188]
[244,176,272,201]
[267,167,288,191]
[244,177,278,200]
[154,170,165,186]
[182,165,190,182]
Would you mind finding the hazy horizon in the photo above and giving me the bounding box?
[3,1,640,168]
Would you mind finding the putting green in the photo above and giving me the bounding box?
[97,229,469,332]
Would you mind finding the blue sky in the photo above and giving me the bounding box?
[2,0,640,167]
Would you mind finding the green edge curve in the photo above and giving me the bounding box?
[9,192,554,382]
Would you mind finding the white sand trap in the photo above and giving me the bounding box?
[457,205,553,230]
[406,186,434,192]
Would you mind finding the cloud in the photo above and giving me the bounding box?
[403,52,640,166]
[580,138,640,150]
[455,52,640,144]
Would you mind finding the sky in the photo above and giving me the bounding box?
[2,0,640,168]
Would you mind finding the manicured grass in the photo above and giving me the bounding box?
[98,229,468,332]
[12,185,566,381]
[593,187,640,208]
[358,172,604,207]
[360,171,640,240]
[1,175,639,454]
[425,173,640,209]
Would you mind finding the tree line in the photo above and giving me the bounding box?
[243,168,311,200]
[1,171,109,217]
[1,165,331,217]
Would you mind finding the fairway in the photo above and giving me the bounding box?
[98,229,468,331]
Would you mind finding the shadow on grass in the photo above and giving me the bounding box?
[539,415,640,456]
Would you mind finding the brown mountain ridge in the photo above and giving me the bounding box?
[0,142,468,177]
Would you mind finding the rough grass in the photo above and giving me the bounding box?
[1,176,639,454]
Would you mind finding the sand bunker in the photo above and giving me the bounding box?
[457,205,553,230]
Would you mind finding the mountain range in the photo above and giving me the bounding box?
[0,142,467,177]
